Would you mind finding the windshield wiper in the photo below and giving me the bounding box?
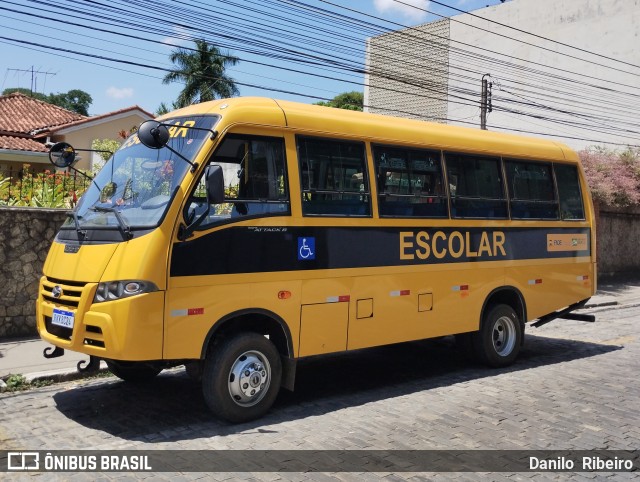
[66,211,87,241]
[90,206,133,241]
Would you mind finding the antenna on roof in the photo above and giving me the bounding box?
[6,67,56,96]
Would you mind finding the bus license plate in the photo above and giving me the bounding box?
[52,308,75,329]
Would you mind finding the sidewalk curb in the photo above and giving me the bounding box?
[24,362,109,384]
[583,301,640,314]
[584,300,618,309]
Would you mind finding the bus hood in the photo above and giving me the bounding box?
[43,241,119,283]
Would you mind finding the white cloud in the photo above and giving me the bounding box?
[373,0,430,23]
[106,87,134,100]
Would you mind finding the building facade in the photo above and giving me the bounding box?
[0,93,153,175]
[364,0,640,150]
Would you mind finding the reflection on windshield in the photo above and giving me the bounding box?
[63,115,218,233]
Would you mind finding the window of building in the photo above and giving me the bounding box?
[505,160,558,219]
[445,153,507,218]
[185,134,289,229]
[373,145,447,217]
[298,136,370,216]
[555,163,585,220]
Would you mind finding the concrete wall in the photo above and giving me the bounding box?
[596,204,640,276]
[365,19,451,121]
[366,0,640,151]
[0,207,66,338]
[0,205,637,338]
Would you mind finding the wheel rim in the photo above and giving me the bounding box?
[227,350,271,407]
[492,315,517,357]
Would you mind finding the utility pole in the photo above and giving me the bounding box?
[5,67,56,96]
[480,74,493,130]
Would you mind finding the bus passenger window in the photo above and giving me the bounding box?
[555,164,585,220]
[445,153,508,219]
[297,136,371,216]
[373,145,447,218]
[505,160,558,220]
[185,134,289,229]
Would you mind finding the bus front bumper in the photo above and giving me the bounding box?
[36,279,164,361]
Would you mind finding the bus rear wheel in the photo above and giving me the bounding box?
[472,304,523,368]
[202,333,282,423]
[106,360,162,382]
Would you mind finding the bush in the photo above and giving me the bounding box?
[580,147,640,207]
[0,165,88,208]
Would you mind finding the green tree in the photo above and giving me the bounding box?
[47,89,93,116]
[163,39,239,108]
[314,91,364,111]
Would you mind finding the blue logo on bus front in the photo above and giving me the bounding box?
[298,237,315,260]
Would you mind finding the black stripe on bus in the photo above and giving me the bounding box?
[170,226,591,277]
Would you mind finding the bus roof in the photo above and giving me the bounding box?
[162,97,578,163]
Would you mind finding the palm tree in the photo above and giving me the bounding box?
[163,39,239,108]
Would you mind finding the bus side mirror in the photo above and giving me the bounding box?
[138,120,169,149]
[49,142,77,168]
[206,165,225,204]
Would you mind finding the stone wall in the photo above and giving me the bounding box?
[596,204,640,277]
[0,207,67,338]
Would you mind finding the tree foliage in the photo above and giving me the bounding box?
[163,39,239,108]
[314,91,364,111]
[2,87,93,115]
[580,147,640,207]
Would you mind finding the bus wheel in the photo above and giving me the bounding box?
[106,360,162,382]
[202,333,282,423]
[472,304,522,368]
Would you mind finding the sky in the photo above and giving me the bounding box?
[0,0,503,116]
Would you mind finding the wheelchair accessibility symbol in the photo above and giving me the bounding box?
[298,237,315,260]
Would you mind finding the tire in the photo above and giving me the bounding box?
[472,304,523,368]
[106,360,162,382]
[202,333,282,423]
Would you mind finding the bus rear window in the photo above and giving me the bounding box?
[555,163,585,220]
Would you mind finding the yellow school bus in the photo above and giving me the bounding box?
[36,97,596,422]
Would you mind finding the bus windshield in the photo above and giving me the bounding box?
[63,115,219,236]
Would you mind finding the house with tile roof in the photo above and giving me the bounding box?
[0,92,153,175]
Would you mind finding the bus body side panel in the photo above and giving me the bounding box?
[163,274,302,360]
[505,258,594,322]
[346,265,504,350]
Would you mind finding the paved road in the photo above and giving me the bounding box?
[1,304,639,480]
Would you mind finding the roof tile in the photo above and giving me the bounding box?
[0,135,48,152]
[0,92,85,135]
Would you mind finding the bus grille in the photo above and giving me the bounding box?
[41,277,87,308]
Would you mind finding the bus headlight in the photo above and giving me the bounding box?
[94,280,159,303]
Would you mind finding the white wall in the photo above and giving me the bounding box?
[366,0,640,150]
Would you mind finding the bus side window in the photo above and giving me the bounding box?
[505,160,558,220]
[185,134,289,229]
[373,145,447,218]
[445,153,508,219]
[297,136,371,217]
[555,163,585,220]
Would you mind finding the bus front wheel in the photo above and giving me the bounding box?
[472,304,523,368]
[202,333,282,423]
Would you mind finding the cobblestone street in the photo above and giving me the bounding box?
[1,304,639,480]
